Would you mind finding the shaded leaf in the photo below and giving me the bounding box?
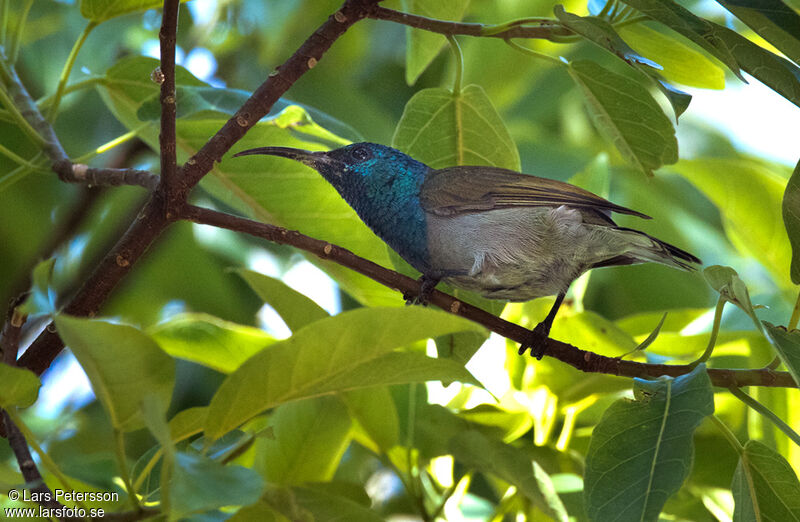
[402,0,470,85]
[617,0,743,80]
[672,159,792,287]
[568,60,678,176]
[584,364,714,521]
[716,0,800,65]
[169,407,208,443]
[342,387,400,452]
[704,265,762,332]
[55,315,175,432]
[783,159,800,283]
[235,269,329,331]
[450,430,569,521]
[653,77,692,120]
[171,451,264,519]
[204,307,484,440]
[618,23,725,89]
[255,397,351,485]
[731,440,800,521]
[0,364,41,409]
[554,6,661,69]
[762,323,800,387]
[18,258,56,316]
[149,313,274,374]
[711,22,800,110]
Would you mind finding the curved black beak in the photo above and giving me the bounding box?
[233,146,323,166]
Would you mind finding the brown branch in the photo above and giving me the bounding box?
[367,6,570,39]
[17,0,382,376]
[179,204,797,389]
[70,165,159,190]
[159,0,180,206]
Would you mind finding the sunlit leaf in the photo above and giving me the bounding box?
[255,397,351,485]
[402,0,470,85]
[98,56,392,306]
[672,159,792,287]
[617,0,743,80]
[584,364,714,521]
[731,440,800,521]
[55,315,175,432]
[783,159,800,283]
[762,323,800,387]
[0,364,41,409]
[568,60,678,176]
[204,307,484,440]
[342,387,400,452]
[80,0,188,22]
[149,313,274,374]
[554,6,660,69]
[618,24,725,89]
[234,269,329,331]
[716,0,800,65]
[450,430,569,521]
[169,406,208,443]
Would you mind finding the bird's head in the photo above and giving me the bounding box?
[234,142,426,188]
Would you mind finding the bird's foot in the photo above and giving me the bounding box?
[404,275,440,306]
[518,321,551,360]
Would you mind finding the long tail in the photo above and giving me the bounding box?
[594,227,701,271]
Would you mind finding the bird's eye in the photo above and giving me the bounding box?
[350,145,371,162]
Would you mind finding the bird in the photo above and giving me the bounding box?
[234,142,700,359]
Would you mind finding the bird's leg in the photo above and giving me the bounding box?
[404,274,441,306]
[519,291,566,360]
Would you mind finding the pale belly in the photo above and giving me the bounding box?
[425,206,631,301]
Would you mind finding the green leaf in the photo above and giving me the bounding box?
[617,0,743,80]
[342,387,400,452]
[392,85,520,170]
[449,430,569,521]
[704,265,762,332]
[554,6,660,69]
[18,258,56,316]
[584,364,715,522]
[715,0,800,65]
[672,159,792,287]
[149,313,274,374]
[275,484,385,522]
[0,364,41,409]
[617,24,725,89]
[402,0,470,85]
[80,0,187,22]
[235,269,329,331]
[783,160,800,283]
[568,60,677,176]
[171,451,264,519]
[255,397,352,485]
[731,440,800,521]
[204,307,484,440]
[98,56,393,306]
[762,323,800,387]
[230,501,288,522]
[710,22,800,110]
[653,77,692,120]
[169,407,208,443]
[55,315,175,432]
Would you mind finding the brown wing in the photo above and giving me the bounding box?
[419,166,650,219]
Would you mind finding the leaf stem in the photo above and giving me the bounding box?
[7,0,34,64]
[0,75,47,146]
[690,298,725,368]
[708,414,743,454]
[0,141,48,171]
[729,386,800,447]
[447,35,463,95]
[789,290,800,330]
[114,429,141,510]
[47,20,97,122]
[480,17,556,37]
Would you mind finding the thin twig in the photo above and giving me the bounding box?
[367,6,569,39]
[179,204,797,388]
